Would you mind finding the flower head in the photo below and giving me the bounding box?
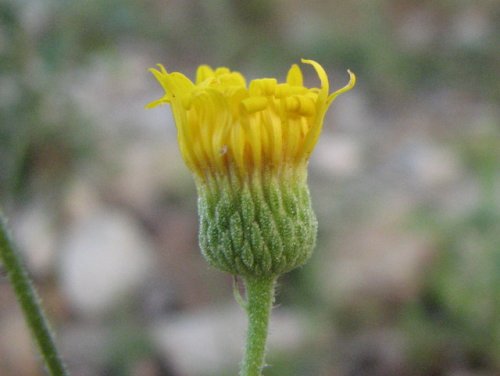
[148,59,355,182]
[149,60,355,277]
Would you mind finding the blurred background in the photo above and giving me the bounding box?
[1,0,499,375]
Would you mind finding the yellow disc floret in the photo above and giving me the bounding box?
[147,59,355,182]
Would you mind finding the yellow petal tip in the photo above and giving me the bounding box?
[327,69,356,105]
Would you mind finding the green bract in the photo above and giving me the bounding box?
[197,170,317,277]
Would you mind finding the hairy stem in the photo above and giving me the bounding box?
[0,217,69,376]
[239,276,276,376]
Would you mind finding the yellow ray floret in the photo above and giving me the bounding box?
[147,59,355,180]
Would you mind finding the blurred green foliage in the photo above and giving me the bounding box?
[404,131,500,374]
[0,0,498,375]
[0,1,93,203]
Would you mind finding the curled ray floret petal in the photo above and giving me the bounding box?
[147,59,356,181]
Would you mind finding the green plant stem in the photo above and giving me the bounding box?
[240,276,276,376]
[0,217,69,376]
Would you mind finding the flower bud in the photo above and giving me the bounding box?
[148,60,355,277]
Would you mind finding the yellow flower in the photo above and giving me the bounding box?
[148,59,355,181]
[148,60,355,277]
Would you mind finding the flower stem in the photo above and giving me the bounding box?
[0,217,69,376]
[240,276,276,376]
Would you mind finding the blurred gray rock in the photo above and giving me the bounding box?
[451,7,492,48]
[59,208,154,317]
[151,306,308,375]
[108,141,186,212]
[312,135,362,177]
[317,225,431,305]
[11,200,57,277]
[403,141,461,189]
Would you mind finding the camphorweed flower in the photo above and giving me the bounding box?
[148,59,355,277]
[148,59,355,376]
